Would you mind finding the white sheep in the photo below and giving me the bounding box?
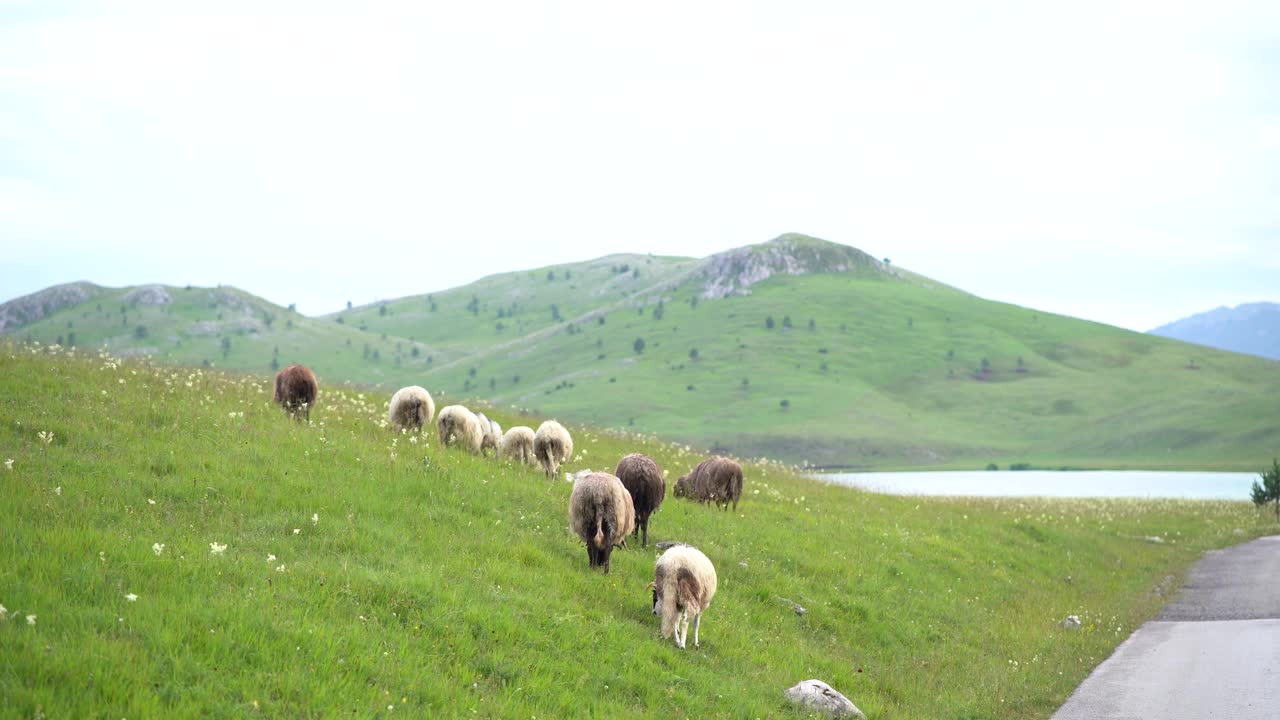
[533,420,574,481]
[436,405,483,453]
[648,544,718,649]
[500,426,536,465]
[387,386,435,433]
[475,412,502,456]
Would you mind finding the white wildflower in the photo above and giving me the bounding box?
[266,554,276,563]
[311,513,319,525]
[147,498,156,505]
[125,593,138,602]
[276,564,286,572]
[209,542,227,554]
[26,614,36,625]
[4,458,12,470]
[37,430,53,446]
[0,603,7,618]
[54,486,62,496]
[152,543,165,556]
[293,528,300,535]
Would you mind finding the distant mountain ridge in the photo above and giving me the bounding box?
[1149,303,1280,361]
[0,281,104,332]
[3,233,1279,470]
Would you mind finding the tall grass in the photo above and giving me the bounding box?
[1,341,1273,718]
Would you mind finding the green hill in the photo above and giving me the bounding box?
[5,234,1278,470]
[2,342,1273,718]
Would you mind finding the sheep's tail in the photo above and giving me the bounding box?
[592,514,605,550]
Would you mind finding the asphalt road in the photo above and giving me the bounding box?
[1051,535,1280,720]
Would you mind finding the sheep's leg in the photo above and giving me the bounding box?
[678,611,690,649]
[693,613,701,649]
[641,519,648,548]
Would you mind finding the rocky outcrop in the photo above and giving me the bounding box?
[123,285,172,306]
[695,233,891,299]
[0,282,102,333]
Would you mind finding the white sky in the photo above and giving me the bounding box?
[2,0,1277,331]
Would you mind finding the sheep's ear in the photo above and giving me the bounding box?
[643,581,656,592]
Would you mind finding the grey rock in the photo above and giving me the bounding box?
[777,596,808,615]
[123,285,172,306]
[784,680,865,719]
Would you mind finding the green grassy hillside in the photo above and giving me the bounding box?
[1,342,1274,718]
[5,234,1278,470]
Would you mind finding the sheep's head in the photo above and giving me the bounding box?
[673,476,689,497]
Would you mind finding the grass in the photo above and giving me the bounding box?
[2,341,1276,718]
[7,235,1279,471]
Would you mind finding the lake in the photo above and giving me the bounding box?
[815,470,1259,499]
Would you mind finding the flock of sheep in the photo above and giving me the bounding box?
[273,364,743,649]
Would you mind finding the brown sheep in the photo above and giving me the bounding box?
[273,364,318,421]
[673,457,743,511]
[568,471,636,573]
[614,453,665,548]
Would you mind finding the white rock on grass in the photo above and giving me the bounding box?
[783,679,865,719]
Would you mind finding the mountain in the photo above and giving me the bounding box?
[4,234,1279,470]
[1149,303,1280,361]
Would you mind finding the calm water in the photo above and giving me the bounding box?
[816,470,1258,499]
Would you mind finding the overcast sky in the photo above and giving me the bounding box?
[2,1,1277,331]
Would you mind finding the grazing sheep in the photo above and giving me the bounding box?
[475,412,502,456]
[568,471,636,572]
[487,418,502,451]
[500,426,536,465]
[436,405,483,453]
[272,364,318,421]
[674,457,743,511]
[387,386,435,433]
[534,420,574,481]
[614,453,665,548]
[648,544,718,649]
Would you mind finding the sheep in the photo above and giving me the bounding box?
[500,426,536,465]
[648,544,718,649]
[487,418,502,451]
[273,364,318,421]
[436,405,483,453]
[387,386,435,433]
[475,412,502,456]
[673,457,743,511]
[534,420,574,481]
[567,471,636,573]
[614,453,665,548]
